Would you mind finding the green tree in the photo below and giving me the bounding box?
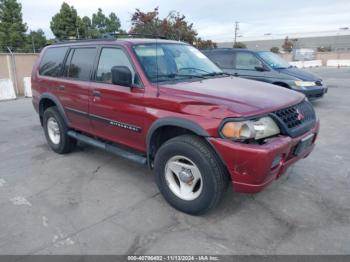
[233,42,246,48]
[50,2,79,39]
[77,16,98,39]
[270,46,279,53]
[25,29,47,52]
[92,8,106,33]
[91,8,122,36]
[0,0,27,51]
[106,12,121,32]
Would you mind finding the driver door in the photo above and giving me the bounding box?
[233,51,267,81]
[89,46,146,152]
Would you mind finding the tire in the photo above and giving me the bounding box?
[43,106,76,154]
[154,134,229,215]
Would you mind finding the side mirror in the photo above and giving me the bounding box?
[254,66,268,72]
[111,66,132,87]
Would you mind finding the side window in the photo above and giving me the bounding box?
[235,52,263,70]
[63,49,74,77]
[96,48,139,86]
[39,47,68,77]
[64,48,96,81]
[207,52,234,69]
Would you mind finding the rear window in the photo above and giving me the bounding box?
[39,47,68,77]
[63,48,96,81]
[205,51,235,69]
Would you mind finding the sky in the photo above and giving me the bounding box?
[21,0,350,42]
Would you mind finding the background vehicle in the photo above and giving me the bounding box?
[32,38,319,215]
[202,48,328,99]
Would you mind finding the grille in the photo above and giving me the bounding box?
[272,100,316,137]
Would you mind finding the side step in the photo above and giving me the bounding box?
[67,130,147,165]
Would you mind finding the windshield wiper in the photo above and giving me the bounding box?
[274,65,293,69]
[202,72,231,77]
[178,67,211,74]
[150,73,206,82]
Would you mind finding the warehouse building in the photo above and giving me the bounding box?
[217,30,350,51]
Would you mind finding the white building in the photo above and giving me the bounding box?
[218,30,350,51]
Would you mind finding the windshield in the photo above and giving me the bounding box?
[133,43,223,83]
[257,51,291,69]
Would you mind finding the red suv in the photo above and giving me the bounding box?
[31,38,319,215]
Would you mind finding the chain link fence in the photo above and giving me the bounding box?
[0,46,41,54]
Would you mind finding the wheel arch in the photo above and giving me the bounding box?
[39,93,69,126]
[146,117,209,168]
[273,81,290,88]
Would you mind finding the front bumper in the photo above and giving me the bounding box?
[292,85,328,100]
[209,120,319,193]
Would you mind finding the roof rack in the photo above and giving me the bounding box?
[52,38,115,45]
[52,32,167,45]
[102,32,167,39]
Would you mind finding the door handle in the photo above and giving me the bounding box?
[58,85,65,90]
[92,90,101,97]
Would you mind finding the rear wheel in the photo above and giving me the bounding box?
[43,107,76,154]
[154,135,229,215]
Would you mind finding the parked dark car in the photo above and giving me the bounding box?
[202,48,328,99]
[32,39,319,215]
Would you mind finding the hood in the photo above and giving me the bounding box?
[161,76,305,117]
[278,67,322,81]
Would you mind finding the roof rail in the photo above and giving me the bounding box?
[102,32,167,39]
[51,32,167,45]
[52,38,116,45]
[53,32,167,45]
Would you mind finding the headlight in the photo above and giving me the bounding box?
[221,116,280,141]
[294,80,316,87]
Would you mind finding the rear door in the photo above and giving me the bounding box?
[59,47,97,133]
[234,51,267,81]
[37,46,69,112]
[89,46,146,152]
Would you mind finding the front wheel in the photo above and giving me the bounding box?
[154,135,229,215]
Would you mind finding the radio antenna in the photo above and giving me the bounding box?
[156,36,160,97]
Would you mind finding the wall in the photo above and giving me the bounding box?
[0,53,38,96]
[217,34,350,51]
[280,51,350,64]
[316,52,350,65]
[0,55,10,79]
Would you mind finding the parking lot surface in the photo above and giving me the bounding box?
[0,68,349,255]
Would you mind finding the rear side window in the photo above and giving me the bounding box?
[235,52,263,70]
[206,52,234,69]
[64,48,96,81]
[39,47,68,77]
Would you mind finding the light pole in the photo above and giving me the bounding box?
[234,21,239,46]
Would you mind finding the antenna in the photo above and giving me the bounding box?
[156,36,160,97]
